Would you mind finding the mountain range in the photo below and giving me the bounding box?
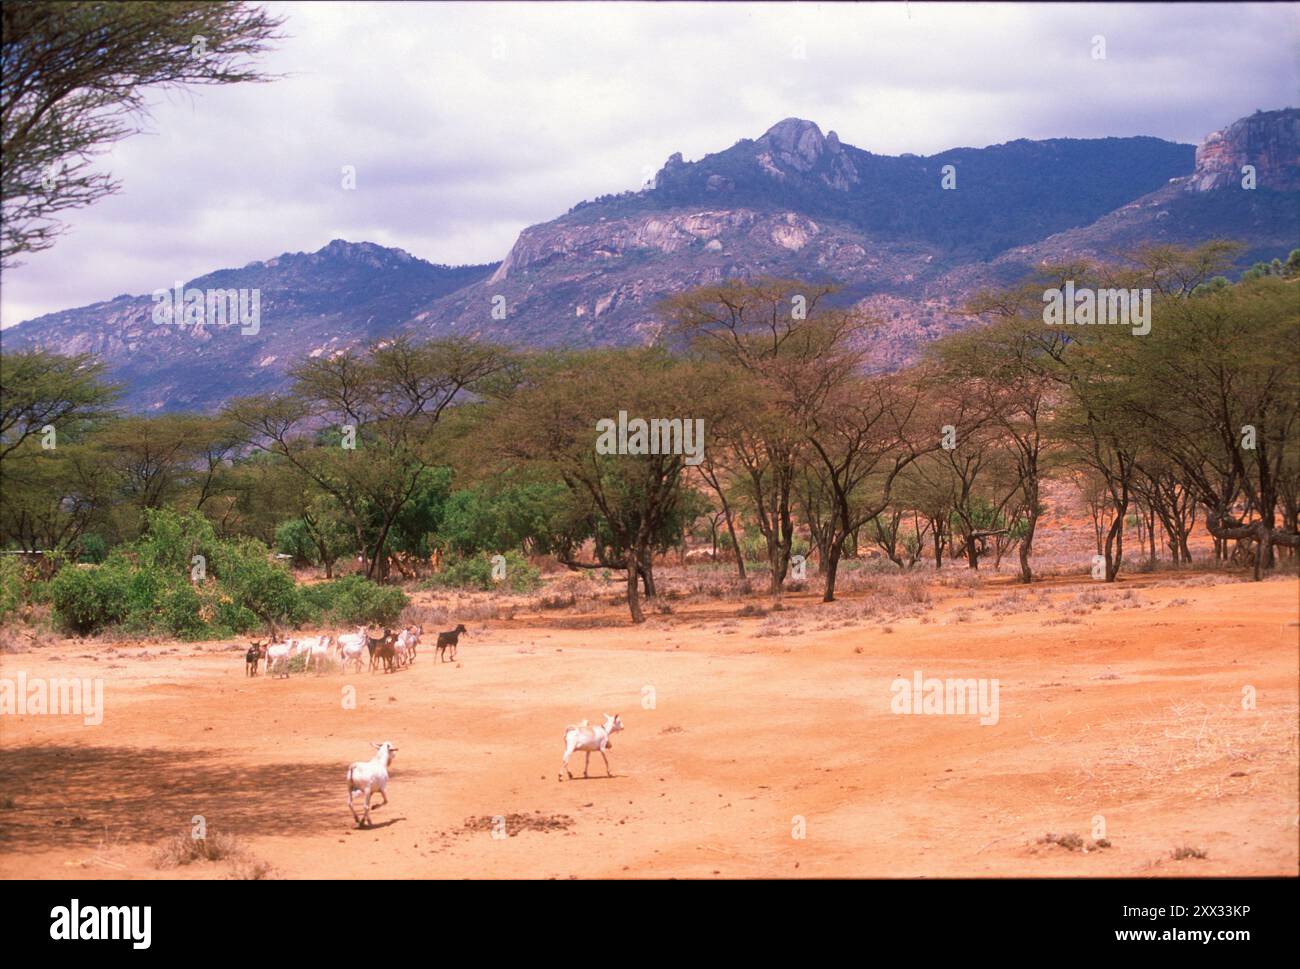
[6,107,1297,412]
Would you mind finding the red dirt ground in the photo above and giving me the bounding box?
[1,572,1296,879]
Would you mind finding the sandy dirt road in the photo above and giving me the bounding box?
[1,575,1296,879]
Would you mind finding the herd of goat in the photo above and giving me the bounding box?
[243,623,469,677]
[238,620,622,827]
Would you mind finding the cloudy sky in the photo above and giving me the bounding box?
[2,1,1296,328]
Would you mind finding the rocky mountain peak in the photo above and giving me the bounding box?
[757,117,830,170]
[754,117,858,189]
[1190,107,1300,192]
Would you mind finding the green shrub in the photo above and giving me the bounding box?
[210,538,306,630]
[426,550,541,593]
[78,533,108,564]
[275,518,317,567]
[50,512,307,638]
[122,563,167,630]
[0,556,24,621]
[49,562,132,635]
[160,582,208,638]
[301,575,408,626]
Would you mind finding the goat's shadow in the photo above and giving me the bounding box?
[351,816,405,830]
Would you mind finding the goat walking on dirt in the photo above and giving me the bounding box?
[266,641,292,678]
[559,713,624,781]
[435,624,467,662]
[245,641,267,676]
[347,741,397,828]
[367,629,398,672]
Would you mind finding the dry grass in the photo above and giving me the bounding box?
[1060,699,1300,802]
[153,831,244,869]
[1036,832,1111,853]
[228,858,275,879]
[152,829,277,878]
[461,812,575,836]
[1038,831,1084,850]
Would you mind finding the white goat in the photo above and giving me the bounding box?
[559,713,624,781]
[392,628,415,668]
[403,625,422,663]
[334,627,368,672]
[266,641,292,678]
[337,639,366,673]
[347,741,398,827]
[300,634,334,672]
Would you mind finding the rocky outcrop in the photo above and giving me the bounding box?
[1190,108,1300,192]
[930,108,1300,304]
[755,118,860,190]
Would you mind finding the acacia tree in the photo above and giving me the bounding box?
[0,349,118,465]
[0,349,119,556]
[1130,459,1198,566]
[1121,276,1300,578]
[0,438,113,555]
[224,337,511,581]
[1054,384,1141,582]
[1049,243,1250,581]
[944,268,1079,583]
[695,452,748,581]
[795,461,838,574]
[96,413,241,527]
[800,367,948,601]
[664,278,866,602]
[487,347,727,623]
[2,1,283,266]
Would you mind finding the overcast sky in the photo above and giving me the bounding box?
[2,1,1296,328]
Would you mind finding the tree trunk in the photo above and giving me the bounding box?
[1018,502,1038,584]
[719,495,746,581]
[625,548,644,623]
[639,552,657,599]
[1147,511,1156,564]
[822,536,843,603]
[1104,503,1126,582]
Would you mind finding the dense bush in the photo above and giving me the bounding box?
[274,518,316,567]
[41,510,413,638]
[0,556,32,622]
[426,550,541,593]
[49,511,305,638]
[78,533,108,564]
[299,575,409,626]
[48,561,132,635]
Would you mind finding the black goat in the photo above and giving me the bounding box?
[436,624,467,663]
[245,641,267,677]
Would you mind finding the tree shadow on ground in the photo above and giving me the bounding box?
[0,745,349,852]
